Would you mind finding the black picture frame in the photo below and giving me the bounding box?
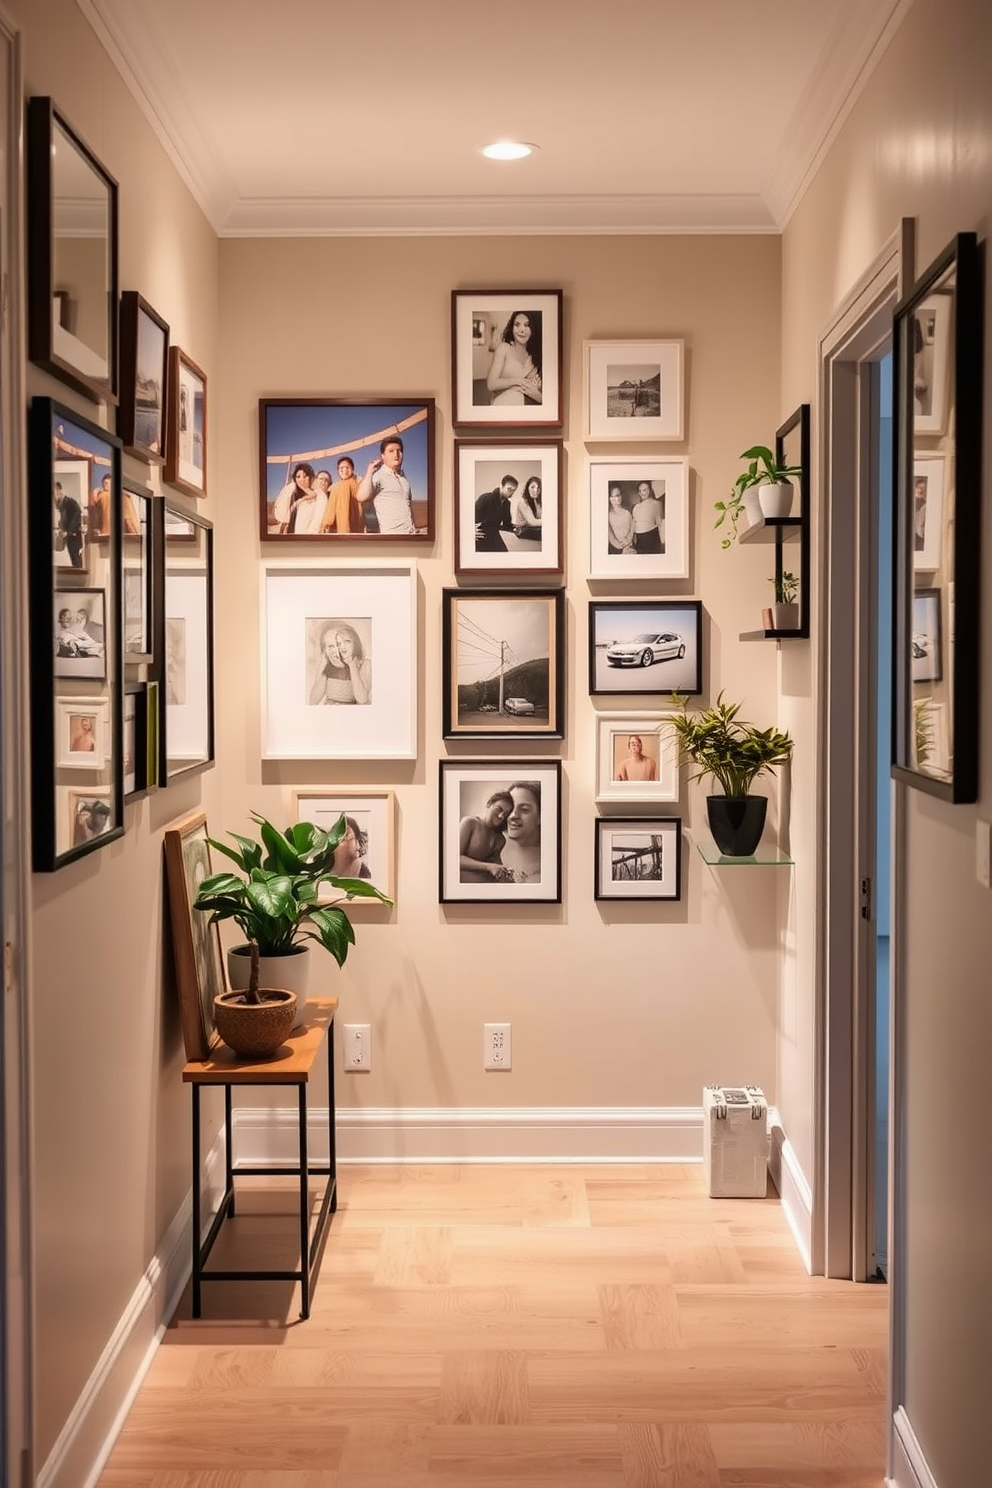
[29,397,124,870]
[438,759,563,904]
[594,817,683,901]
[122,481,162,665]
[588,599,703,696]
[259,397,436,542]
[118,292,169,463]
[892,231,981,801]
[163,504,215,783]
[451,291,563,428]
[26,97,119,406]
[442,588,566,740]
[123,680,152,801]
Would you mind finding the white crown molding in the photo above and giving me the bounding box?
[764,0,916,229]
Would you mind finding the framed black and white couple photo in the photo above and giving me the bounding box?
[454,439,563,576]
[588,456,689,580]
[439,760,562,904]
[451,291,563,428]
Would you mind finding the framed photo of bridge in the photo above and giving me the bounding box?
[594,816,682,901]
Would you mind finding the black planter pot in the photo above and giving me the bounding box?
[706,795,767,856]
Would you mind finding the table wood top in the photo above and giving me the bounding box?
[182,998,338,1085]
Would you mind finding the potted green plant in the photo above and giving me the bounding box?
[769,570,800,630]
[193,812,391,1055]
[714,445,803,547]
[670,691,793,855]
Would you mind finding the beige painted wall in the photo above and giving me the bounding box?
[215,231,789,1119]
[13,0,221,1466]
[782,0,992,1482]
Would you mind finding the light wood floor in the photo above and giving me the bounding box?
[98,1164,889,1487]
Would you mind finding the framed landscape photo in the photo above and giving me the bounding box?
[439,759,562,904]
[912,588,942,683]
[595,714,679,803]
[588,455,689,579]
[594,817,682,901]
[163,810,225,1061]
[584,339,684,442]
[454,438,563,576]
[262,563,417,760]
[442,588,565,740]
[589,600,702,696]
[118,292,169,464]
[912,455,944,571]
[294,789,396,902]
[259,398,435,541]
[164,346,207,498]
[452,290,563,428]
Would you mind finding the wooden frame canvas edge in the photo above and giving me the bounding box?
[441,587,566,740]
[162,809,224,1062]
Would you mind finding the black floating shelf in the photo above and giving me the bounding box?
[739,626,810,642]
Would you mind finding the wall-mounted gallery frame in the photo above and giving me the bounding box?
[118,291,169,463]
[163,810,225,1061]
[595,714,680,804]
[442,588,565,741]
[588,599,703,697]
[454,438,563,577]
[892,231,980,803]
[55,696,110,769]
[583,338,684,442]
[438,759,563,904]
[594,817,682,902]
[451,290,563,428]
[164,504,214,782]
[588,455,689,580]
[26,97,119,405]
[164,346,207,498]
[258,397,436,542]
[261,563,417,760]
[123,680,158,800]
[293,789,397,903]
[29,397,123,870]
[122,482,162,664]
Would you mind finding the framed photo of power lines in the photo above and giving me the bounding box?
[442,588,565,740]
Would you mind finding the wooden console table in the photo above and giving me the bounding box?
[182,997,338,1319]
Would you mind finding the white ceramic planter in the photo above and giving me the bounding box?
[757,481,793,519]
[227,944,311,1028]
[742,488,764,528]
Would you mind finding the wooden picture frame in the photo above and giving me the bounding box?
[164,346,207,498]
[452,290,563,428]
[442,588,565,740]
[583,338,684,442]
[259,397,436,541]
[293,789,397,902]
[454,438,563,577]
[163,810,225,1061]
[118,292,169,463]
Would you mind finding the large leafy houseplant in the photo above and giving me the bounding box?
[193,812,391,1004]
[670,692,793,856]
[714,444,803,548]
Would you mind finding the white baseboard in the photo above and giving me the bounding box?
[889,1406,939,1488]
[235,1104,705,1165]
[37,1131,227,1488]
[767,1107,813,1273]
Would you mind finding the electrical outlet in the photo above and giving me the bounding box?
[343,1023,371,1071]
[977,821,991,888]
[484,1022,511,1070]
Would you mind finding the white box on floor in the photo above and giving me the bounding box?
[703,1084,768,1197]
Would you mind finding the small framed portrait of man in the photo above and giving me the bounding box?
[595,714,679,803]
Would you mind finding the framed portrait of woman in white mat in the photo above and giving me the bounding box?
[451,290,563,428]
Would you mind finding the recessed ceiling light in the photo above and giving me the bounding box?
[480,141,536,161]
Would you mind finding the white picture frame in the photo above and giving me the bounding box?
[56,695,110,769]
[588,456,689,579]
[913,455,945,572]
[165,566,212,765]
[584,338,684,442]
[595,714,679,803]
[294,789,396,902]
[262,563,417,760]
[454,439,563,576]
[912,293,952,436]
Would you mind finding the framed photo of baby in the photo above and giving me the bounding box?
[452,291,563,428]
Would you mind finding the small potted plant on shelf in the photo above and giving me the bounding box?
[670,691,793,856]
[768,570,800,630]
[714,444,803,547]
[193,811,391,1057]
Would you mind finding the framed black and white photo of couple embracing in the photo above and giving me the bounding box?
[438,760,562,904]
[451,291,563,428]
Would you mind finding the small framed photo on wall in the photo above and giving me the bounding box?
[594,817,682,901]
[56,696,110,769]
[584,339,684,442]
[452,291,563,428]
[589,600,702,696]
[439,759,562,904]
[164,346,207,498]
[454,439,563,576]
[294,789,396,902]
[912,455,944,571]
[595,714,679,803]
[588,455,689,579]
[118,292,169,464]
[912,588,942,683]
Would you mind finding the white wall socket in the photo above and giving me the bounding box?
[484,1022,511,1070]
[976,820,991,889]
[343,1023,372,1071]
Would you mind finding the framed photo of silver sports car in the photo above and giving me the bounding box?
[588,600,702,696]
[451,291,563,428]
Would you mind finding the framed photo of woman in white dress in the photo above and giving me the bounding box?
[452,291,563,428]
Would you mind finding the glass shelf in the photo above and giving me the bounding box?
[695,840,794,866]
